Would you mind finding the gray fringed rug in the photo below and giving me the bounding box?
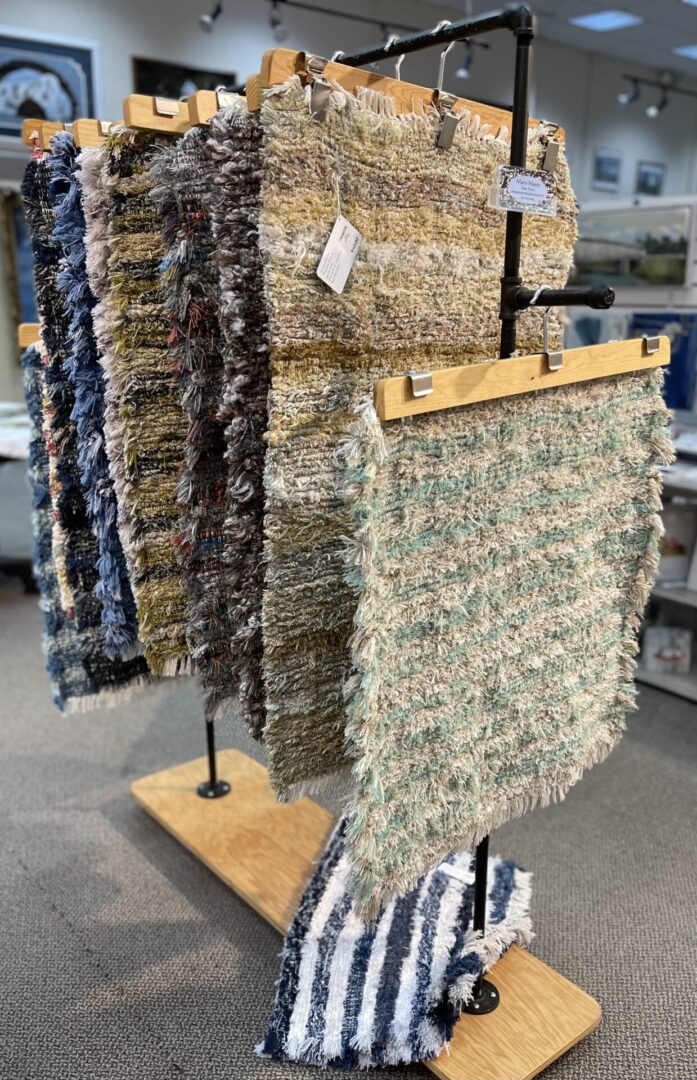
[340,372,673,915]
[258,816,531,1068]
[205,101,269,738]
[257,78,578,800]
[149,126,232,712]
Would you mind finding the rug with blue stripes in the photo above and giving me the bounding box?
[257,817,531,1068]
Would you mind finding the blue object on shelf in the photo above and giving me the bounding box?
[631,312,697,411]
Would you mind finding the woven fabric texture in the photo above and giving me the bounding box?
[22,342,96,711]
[49,131,140,660]
[205,102,269,738]
[102,128,190,676]
[258,78,578,799]
[258,816,530,1067]
[22,155,147,705]
[149,126,232,711]
[341,371,673,914]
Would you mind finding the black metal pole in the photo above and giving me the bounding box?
[197,717,231,799]
[499,18,534,361]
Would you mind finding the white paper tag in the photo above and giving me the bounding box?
[316,215,362,294]
[489,164,558,217]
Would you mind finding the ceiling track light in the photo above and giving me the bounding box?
[617,79,639,105]
[199,2,222,32]
[646,91,669,118]
[269,1,288,42]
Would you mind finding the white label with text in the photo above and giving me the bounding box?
[316,215,362,293]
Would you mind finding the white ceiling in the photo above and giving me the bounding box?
[421,0,697,80]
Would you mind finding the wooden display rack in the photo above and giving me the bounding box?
[132,749,601,1080]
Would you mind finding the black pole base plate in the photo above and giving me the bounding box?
[197,779,231,799]
[461,979,500,1015]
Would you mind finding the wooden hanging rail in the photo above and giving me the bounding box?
[72,118,118,148]
[374,336,670,421]
[18,323,41,348]
[248,48,562,137]
[122,94,192,134]
[187,88,239,125]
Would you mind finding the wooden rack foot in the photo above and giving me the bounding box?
[131,748,601,1080]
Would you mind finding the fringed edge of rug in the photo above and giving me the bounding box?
[263,73,569,156]
[62,671,170,714]
[340,376,674,920]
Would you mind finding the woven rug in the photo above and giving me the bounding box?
[258,78,578,799]
[148,126,232,712]
[22,156,148,703]
[101,128,190,677]
[258,816,530,1068]
[206,102,269,738]
[49,131,140,660]
[22,343,96,711]
[340,371,672,915]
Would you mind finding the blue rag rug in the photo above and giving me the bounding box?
[258,817,531,1069]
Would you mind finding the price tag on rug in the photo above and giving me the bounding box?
[317,215,362,293]
[489,165,558,217]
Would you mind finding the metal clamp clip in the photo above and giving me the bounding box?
[542,306,563,372]
[407,370,434,398]
[154,96,181,118]
[642,335,661,355]
[98,120,112,137]
[304,55,332,122]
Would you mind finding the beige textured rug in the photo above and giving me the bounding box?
[258,76,577,799]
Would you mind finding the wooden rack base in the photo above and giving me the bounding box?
[132,749,600,1080]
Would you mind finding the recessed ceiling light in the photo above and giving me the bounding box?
[570,10,643,31]
[674,44,697,59]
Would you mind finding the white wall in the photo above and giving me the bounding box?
[0,0,696,398]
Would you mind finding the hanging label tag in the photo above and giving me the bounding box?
[489,165,558,217]
[316,215,362,294]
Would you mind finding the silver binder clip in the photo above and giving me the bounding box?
[407,370,434,398]
[98,120,112,137]
[542,306,563,372]
[154,96,181,117]
[306,55,331,122]
[437,96,462,150]
[642,335,661,355]
[542,139,560,172]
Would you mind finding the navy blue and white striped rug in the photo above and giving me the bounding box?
[257,817,531,1068]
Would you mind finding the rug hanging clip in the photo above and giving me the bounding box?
[305,55,331,122]
[407,370,434,398]
[154,96,181,118]
[528,285,564,372]
[642,335,661,355]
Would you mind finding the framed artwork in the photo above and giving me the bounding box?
[133,57,238,99]
[635,160,666,197]
[591,147,622,192]
[0,27,98,139]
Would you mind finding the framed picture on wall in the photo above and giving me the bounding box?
[133,57,238,99]
[0,27,98,139]
[635,160,666,197]
[591,147,622,192]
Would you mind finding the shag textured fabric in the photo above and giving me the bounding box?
[22,342,94,711]
[258,817,531,1068]
[102,128,190,676]
[149,126,232,714]
[258,78,578,799]
[205,102,269,737]
[340,371,673,914]
[22,156,148,704]
[49,131,140,660]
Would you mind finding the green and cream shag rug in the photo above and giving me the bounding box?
[258,77,577,799]
[341,371,672,915]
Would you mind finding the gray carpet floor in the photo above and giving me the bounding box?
[1,580,696,1080]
